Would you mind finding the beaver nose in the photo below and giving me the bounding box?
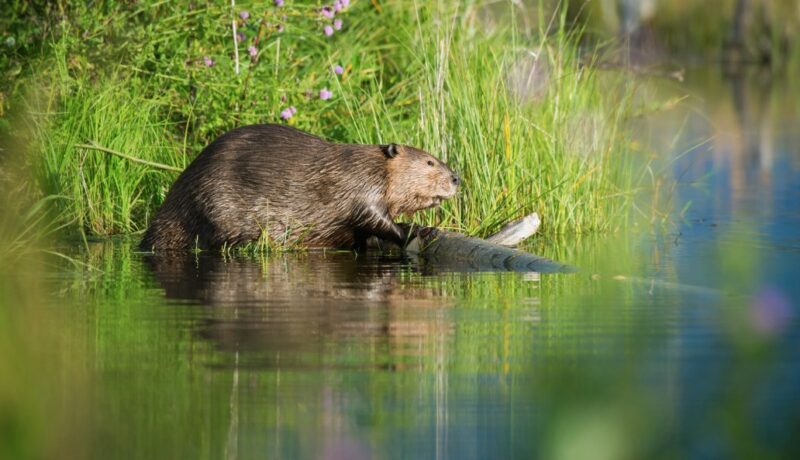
[452,175,461,186]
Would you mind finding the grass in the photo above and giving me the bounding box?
[5,0,649,247]
[410,15,638,236]
[31,66,183,235]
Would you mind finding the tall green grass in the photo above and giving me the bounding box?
[10,0,647,243]
[406,7,637,235]
[31,64,182,235]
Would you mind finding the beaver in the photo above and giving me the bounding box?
[140,124,460,251]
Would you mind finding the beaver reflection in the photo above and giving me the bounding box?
[144,252,454,366]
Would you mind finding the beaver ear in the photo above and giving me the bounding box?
[381,144,399,159]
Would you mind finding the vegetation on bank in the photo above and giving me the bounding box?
[2,1,647,246]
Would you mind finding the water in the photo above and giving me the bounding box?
[8,68,800,459]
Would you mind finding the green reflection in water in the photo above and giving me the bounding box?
[14,236,645,459]
[7,234,668,458]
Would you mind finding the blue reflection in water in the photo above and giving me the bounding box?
[651,69,800,458]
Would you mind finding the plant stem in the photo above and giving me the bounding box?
[231,0,240,75]
[75,143,182,173]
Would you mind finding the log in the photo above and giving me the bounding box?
[405,226,574,274]
[486,213,540,247]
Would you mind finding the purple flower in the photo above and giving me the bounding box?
[280,107,295,120]
[333,65,344,75]
[203,55,215,67]
[333,18,342,30]
[334,1,343,12]
[239,10,250,20]
[340,0,349,8]
[321,6,335,19]
[319,88,333,100]
[236,31,246,42]
[323,25,334,36]
[274,0,284,6]
[290,106,297,114]
[752,287,794,335]
[248,46,258,58]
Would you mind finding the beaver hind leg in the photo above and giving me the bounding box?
[140,212,220,251]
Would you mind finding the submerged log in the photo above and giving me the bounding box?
[405,225,574,274]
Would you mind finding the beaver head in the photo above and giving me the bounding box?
[382,144,460,218]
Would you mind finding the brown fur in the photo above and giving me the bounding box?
[140,124,459,251]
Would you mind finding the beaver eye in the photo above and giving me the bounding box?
[427,160,434,166]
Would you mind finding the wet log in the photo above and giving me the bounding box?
[405,225,574,274]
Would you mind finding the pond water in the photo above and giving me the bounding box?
[11,67,800,459]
